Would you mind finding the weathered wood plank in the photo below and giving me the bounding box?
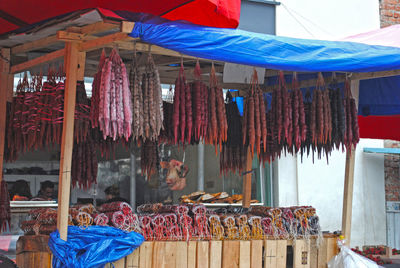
[264,240,277,268]
[209,241,222,268]
[242,149,253,208]
[126,248,139,268]
[175,241,188,268]
[239,240,251,268]
[164,242,177,267]
[317,238,328,268]
[342,147,356,245]
[187,241,197,268]
[0,48,10,183]
[79,32,132,52]
[139,242,153,268]
[11,49,65,74]
[310,239,318,268]
[113,257,126,268]
[250,240,263,268]
[276,240,287,267]
[293,240,311,268]
[222,241,240,268]
[197,241,209,268]
[152,242,166,268]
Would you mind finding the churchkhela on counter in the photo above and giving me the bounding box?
[19,203,321,242]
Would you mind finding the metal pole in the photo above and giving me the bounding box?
[130,149,136,211]
[198,142,205,191]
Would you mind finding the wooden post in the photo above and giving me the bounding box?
[56,42,82,240]
[243,149,253,208]
[0,48,11,183]
[341,79,359,245]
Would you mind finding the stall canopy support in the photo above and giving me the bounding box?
[0,48,11,183]
[57,42,84,241]
[242,149,253,208]
[341,79,359,245]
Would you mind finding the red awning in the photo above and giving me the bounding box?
[359,115,400,141]
[0,0,240,35]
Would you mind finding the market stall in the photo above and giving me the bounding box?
[1,8,400,268]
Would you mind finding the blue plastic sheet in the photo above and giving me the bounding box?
[49,226,144,268]
[130,21,400,72]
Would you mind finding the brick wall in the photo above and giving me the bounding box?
[384,140,400,201]
[380,0,400,27]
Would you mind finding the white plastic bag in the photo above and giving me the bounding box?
[328,239,383,268]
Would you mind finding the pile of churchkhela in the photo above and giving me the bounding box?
[20,202,321,241]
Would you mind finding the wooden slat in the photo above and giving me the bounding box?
[57,31,86,42]
[209,241,222,268]
[11,49,65,74]
[317,238,327,268]
[293,240,311,268]
[250,240,263,268]
[152,242,166,268]
[242,149,253,208]
[113,257,126,268]
[56,42,80,240]
[0,48,10,183]
[276,240,287,267]
[175,241,188,268]
[222,241,240,268]
[310,239,318,268]
[11,35,59,54]
[326,237,338,264]
[352,69,400,80]
[79,32,132,52]
[264,240,277,268]
[197,241,209,268]
[139,242,153,268]
[239,241,251,268]
[126,249,139,268]
[187,241,197,268]
[164,242,177,267]
[76,21,118,35]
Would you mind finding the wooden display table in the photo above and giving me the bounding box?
[106,234,339,268]
[15,234,338,268]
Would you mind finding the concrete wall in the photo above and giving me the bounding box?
[276,0,380,40]
[275,139,386,247]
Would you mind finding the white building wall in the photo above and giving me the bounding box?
[274,1,385,247]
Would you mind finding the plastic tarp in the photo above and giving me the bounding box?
[0,0,240,35]
[130,21,400,73]
[48,226,144,268]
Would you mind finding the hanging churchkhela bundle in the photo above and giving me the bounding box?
[192,61,209,142]
[141,141,159,180]
[328,78,346,151]
[90,49,106,129]
[71,138,98,189]
[98,48,132,141]
[130,52,163,143]
[207,64,227,152]
[343,79,360,150]
[220,92,247,175]
[242,69,267,159]
[291,73,307,153]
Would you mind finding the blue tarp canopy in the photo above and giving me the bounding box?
[130,21,400,73]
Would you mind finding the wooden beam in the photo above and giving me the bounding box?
[79,32,132,52]
[11,35,60,55]
[72,21,118,35]
[57,31,86,42]
[121,21,135,33]
[352,69,400,80]
[341,80,358,245]
[242,149,253,208]
[0,48,11,183]
[57,42,81,241]
[11,49,64,74]
[77,52,86,80]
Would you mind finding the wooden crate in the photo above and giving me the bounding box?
[16,235,52,268]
